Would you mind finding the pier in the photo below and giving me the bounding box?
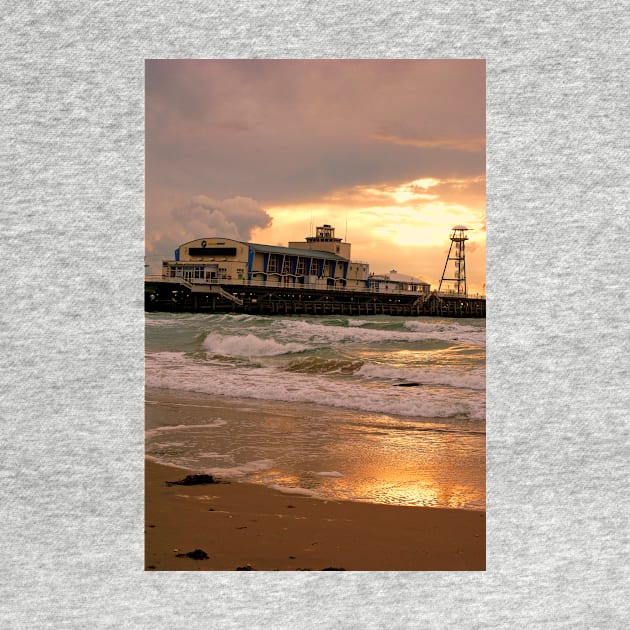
[145,277,485,318]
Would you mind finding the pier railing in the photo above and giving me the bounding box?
[145,276,485,299]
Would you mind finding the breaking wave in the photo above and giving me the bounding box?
[145,352,485,420]
[203,333,307,357]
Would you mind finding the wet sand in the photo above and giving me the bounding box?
[145,388,486,511]
[145,459,485,571]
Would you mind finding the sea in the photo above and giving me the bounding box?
[145,313,486,511]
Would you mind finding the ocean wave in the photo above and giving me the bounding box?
[145,351,189,364]
[275,318,485,347]
[148,313,485,350]
[346,319,370,327]
[146,352,485,420]
[145,317,183,328]
[286,356,363,374]
[203,333,307,357]
[355,363,485,390]
[403,320,485,345]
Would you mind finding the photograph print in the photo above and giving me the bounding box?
[144,59,486,571]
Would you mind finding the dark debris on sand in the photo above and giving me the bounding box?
[166,474,219,486]
[176,549,209,560]
[236,564,254,570]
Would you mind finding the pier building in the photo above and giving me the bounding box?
[146,225,484,317]
[160,224,428,294]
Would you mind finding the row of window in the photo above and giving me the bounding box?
[266,255,338,276]
[169,265,246,280]
[164,266,427,292]
[168,262,367,281]
[368,281,429,293]
[170,265,206,279]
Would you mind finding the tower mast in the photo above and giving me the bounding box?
[438,226,470,297]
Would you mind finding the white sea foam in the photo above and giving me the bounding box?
[145,317,180,328]
[274,318,485,347]
[145,352,486,420]
[195,452,232,460]
[403,320,485,346]
[223,313,256,321]
[267,484,319,497]
[203,333,307,357]
[314,471,344,478]
[346,319,370,327]
[201,459,275,478]
[144,420,227,439]
[145,351,188,365]
[355,363,486,390]
[146,313,211,325]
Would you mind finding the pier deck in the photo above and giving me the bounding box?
[145,278,485,318]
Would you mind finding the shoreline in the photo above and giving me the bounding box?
[145,459,485,571]
[145,387,486,511]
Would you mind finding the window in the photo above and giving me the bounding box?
[282,257,291,274]
[218,267,227,279]
[296,258,305,275]
[188,265,204,279]
[267,255,278,273]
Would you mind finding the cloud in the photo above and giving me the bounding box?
[145,60,486,206]
[145,60,486,287]
[146,195,272,265]
[312,175,485,217]
[373,133,485,152]
[178,195,272,240]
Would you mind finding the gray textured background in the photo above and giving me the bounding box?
[2,2,629,628]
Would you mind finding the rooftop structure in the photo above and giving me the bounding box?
[288,224,352,259]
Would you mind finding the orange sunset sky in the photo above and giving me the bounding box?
[145,59,486,294]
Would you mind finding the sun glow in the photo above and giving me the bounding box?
[408,177,441,189]
[248,173,485,293]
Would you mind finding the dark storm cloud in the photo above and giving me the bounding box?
[145,59,485,205]
[146,195,272,260]
[173,195,272,241]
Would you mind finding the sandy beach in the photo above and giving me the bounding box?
[145,459,485,571]
[145,313,485,571]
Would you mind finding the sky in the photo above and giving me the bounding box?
[145,59,485,294]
